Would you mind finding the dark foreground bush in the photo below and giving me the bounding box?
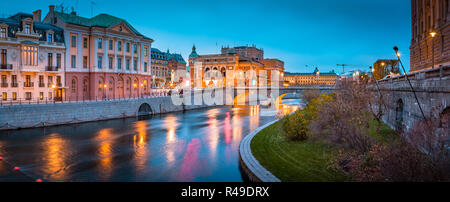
[282,111,309,141]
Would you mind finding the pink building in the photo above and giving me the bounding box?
[43,5,153,101]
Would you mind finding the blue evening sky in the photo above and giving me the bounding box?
[1,0,411,73]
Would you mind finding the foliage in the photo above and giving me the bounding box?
[301,88,321,104]
[282,111,309,141]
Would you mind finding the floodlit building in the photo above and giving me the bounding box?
[284,67,337,86]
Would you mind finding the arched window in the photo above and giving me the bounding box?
[83,79,88,92]
[71,78,77,93]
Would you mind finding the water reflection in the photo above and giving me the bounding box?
[0,99,302,182]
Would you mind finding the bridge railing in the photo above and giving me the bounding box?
[377,65,449,84]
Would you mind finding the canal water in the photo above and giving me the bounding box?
[0,99,301,182]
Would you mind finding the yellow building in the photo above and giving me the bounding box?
[284,67,337,86]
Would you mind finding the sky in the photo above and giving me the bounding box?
[0,0,412,73]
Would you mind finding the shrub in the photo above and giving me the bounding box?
[282,111,309,141]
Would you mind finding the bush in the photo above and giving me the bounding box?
[282,111,309,141]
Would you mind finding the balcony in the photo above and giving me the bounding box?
[1,83,7,87]
[39,82,45,87]
[0,64,12,70]
[24,82,34,88]
[11,82,18,87]
[46,66,59,71]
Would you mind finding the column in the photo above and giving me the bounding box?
[93,36,98,71]
[78,33,82,70]
[131,41,134,72]
[114,39,117,72]
[103,37,108,71]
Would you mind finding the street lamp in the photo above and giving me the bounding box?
[430,31,437,69]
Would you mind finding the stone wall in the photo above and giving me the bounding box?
[376,66,450,130]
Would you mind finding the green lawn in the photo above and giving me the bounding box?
[250,121,349,182]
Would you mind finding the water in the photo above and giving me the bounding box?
[0,99,301,182]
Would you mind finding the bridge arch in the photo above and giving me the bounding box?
[138,103,153,116]
[440,106,449,129]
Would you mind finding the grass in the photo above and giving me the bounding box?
[368,120,398,145]
[250,121,349,182]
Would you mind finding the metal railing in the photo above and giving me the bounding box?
[23,82,34,87]
[0,64,12,70]
[46,66,59,71]
[38,82,45,87]
[1,83,7,87]
[11,82,18,87]
[377,65,449,84]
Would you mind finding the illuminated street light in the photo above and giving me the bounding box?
[430,31,437,38]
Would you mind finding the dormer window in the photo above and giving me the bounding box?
[25,23,31,34]
[0,27,6,39]
[47,33,53,42]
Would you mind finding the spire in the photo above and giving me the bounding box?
[189,44,198,58]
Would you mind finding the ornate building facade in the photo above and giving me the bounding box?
[410,0,450,72]
[43,5,153,100]
[373,59,400,80]
[0,11,66,102]
[150,48,169,87]
[284,67,337,86]
[188,45,284,87]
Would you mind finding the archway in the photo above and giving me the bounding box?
[138,103,153,116]
[395,99,404,130]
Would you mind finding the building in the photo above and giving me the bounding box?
[373,59,400,80]
[151,48,169,87]
[284,67,337,86]
[167,51,186,84]
[410,0,450,72]
[0,10,66,102]
[43,5,153,100]
[189,45,283,87]
[221,45,264,61]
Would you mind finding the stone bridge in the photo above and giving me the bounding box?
[375,65,450,130]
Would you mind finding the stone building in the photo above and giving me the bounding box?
[410,0,450,72]
[0,11,66,102]
[373,59,400,80]
[284,67,337,86]
[43,5,153,100]
[189,45,283,87]
[151,48,169,87]
[167,51,186,84]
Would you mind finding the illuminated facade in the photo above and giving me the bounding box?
[189,45,284,87]
[410,0,450,72]
[284,67,337,86]
[43,5,153,100]
[373,59,400,80]
[0,11,66,102]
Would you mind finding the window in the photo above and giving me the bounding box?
[98,38,102,49]
[25,24,31,34]
[118,41,122,51]
[21,46,38,66]
[56,76,61,86]
[71,55,76,68]
[12,92,16,100]
[83,56,88,68]
[11,75,17,86]
[39,92,44,100]
[109,40,113,50]
[71,79,77,93]
[48,53,52,67]
[48,92,51,100]
[144,62,148,72]
[25,92,32,100]
[0,27,6,39]
[126,59,130,70]
[48,76,52,86]
[1,49,6,65]
[126,43,130,52]
[1,75,6,85]
[98,56,102,69]
[133,44,137,53]
[108,57,113,69]
[118,58,122,69]
[133,59,137,70]
[56,54,61,68]
[47,33,52,42]
[39,75,44,87]
[2,92,6,101]
[71,35,76,48]
[83,37,88,49]
[83,79,88,92]
[144,47,148,56]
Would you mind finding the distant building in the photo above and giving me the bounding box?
[0,10,66,102]
[284,67,337,86]
[151,48,169,87]
[167,51,186,84]
[221,45,264,61]
[189,45,284,87]
[410,0,450,72]
[373,59,400,80]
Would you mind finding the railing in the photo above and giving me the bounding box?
[46,66,59,71]
[377,65,450,84]
[11,83,18,87]
[39,82,45,87]
[23,82,34,87]
[0,64,12,70]
[1,83,8,87]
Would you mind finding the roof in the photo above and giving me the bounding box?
[54,12,152,41]
[285,68,338,76]
[189,45,198,58]
[167,53,186,63]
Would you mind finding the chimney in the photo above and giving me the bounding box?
[32,10,41,22]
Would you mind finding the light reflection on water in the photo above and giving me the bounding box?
[0,99,301,182]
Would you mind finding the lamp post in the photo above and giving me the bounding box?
[430,31,437,69]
